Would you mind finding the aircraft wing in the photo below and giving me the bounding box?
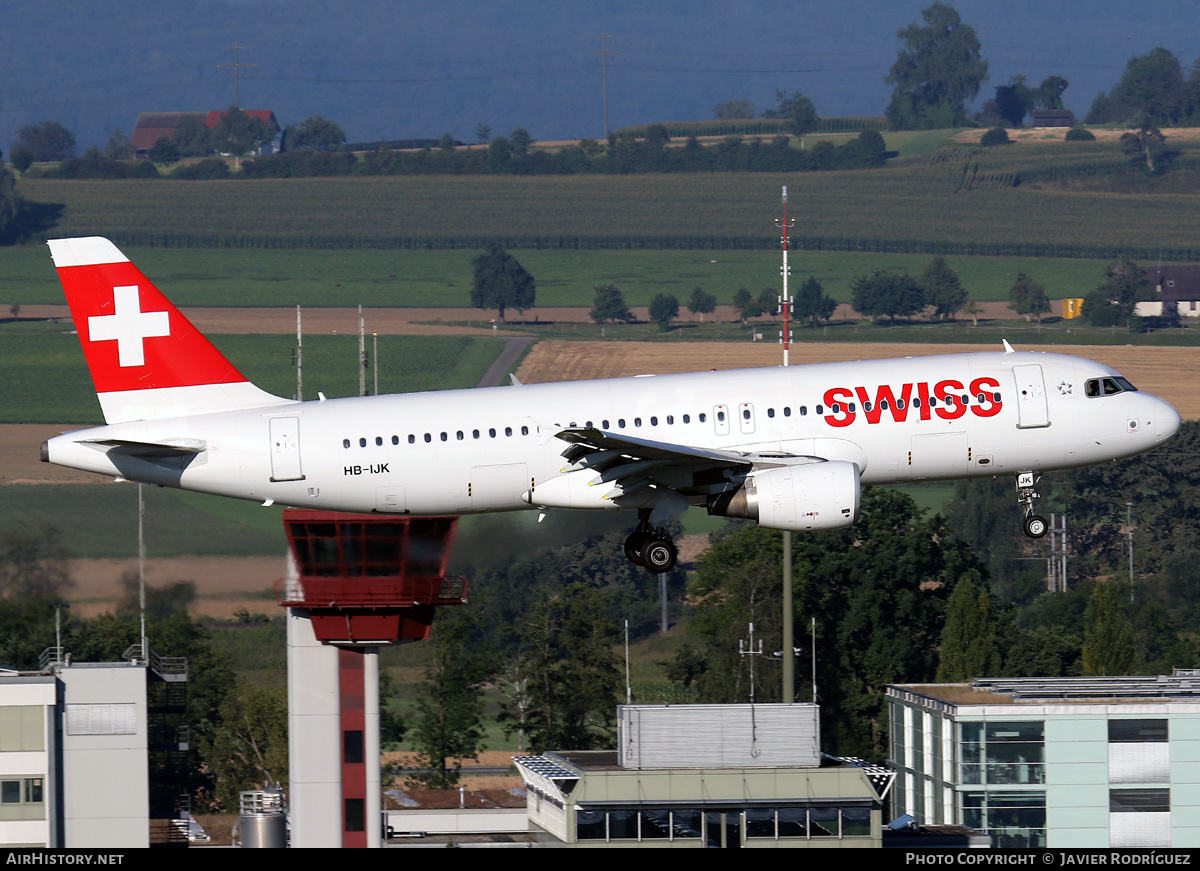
[555,427,754,470]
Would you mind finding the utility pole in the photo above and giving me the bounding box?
[1127,502,1134,602]
[295,306,303,401]
[589,35,619,138]
[359,306,367,397]
[775,187,796,702]
[217,44,255,107]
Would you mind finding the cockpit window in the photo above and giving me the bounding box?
[1085,376,1137,398]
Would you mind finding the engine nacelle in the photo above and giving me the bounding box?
[707,461,860,532]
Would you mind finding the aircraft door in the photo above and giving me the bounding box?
[738,402,755,435]
[1012,365,1050,428]
[268,417,305,481]
[713,405,731,436]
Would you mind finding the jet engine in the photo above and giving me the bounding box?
[707,461,860,532]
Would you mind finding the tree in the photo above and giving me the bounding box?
[994,75,1034,127]
[202,681,289,810]
[148,136,181,165]
[763,90,819,135]
[649,293,679,331]
[172,114,210,157]
[14,121,76,162]
[936,571,997,681]
[515,584,621,753]
[0,524,71,599]
[794,276,838,327]
[756,287,779,319]
[1081,582,1135,676]
[732,288,759,321]
[470,243,535,321]
[713,98,757,120]
[850,270,925,323]
[438,133,456,152]
[288,116,346,151]
[103,129,133,160]
[687,286,717,322]
[0,162,22,242]
[209,106,277,158]
[1120,124,1173,174]
[919,256,967,320]
[885,3,988,130]
[407,607,494,788]
[9,145,33,173]
[590,284,634,324]
[509,127,534,157]
[1035,75,1069,110]
[475,123,492,144]
[1085,257,1151,325]
[1008,272,1051,322]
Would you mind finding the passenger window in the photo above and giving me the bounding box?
[408,435,415,444]
[618,419,626,428]
[699,413,707,423]
[717,411,726,422]
[783,407,791,417]
[816,405,824,415]
[424,433,432,443]
[521,425,529,435]
[440,432,447,441]
[634,418,642,427]
[650,417,658,426]
[767,408,775,418]
[505,427,512,436]
[343,439,350,449]
[375,437,383,446]
[683,414,691,424]
[391,436,399,445]
[456,431,464,440]
[742,409,750,420]
[602,420,610,429]
[472,430,479,439]
[799,407,807,416]
[489,428,496,438]
[359,438,367,447]
[667,415,674,424]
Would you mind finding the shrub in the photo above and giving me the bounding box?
[1065,126,1096,142]
[171,158,231,180]
[980,127,1010,147]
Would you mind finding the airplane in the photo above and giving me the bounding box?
[40,237,1182,573]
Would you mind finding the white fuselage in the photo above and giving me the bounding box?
[44,350,1179,517]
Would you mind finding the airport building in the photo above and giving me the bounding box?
[887,675,1200,848]
[514,703,892,848]
[0,650,190,848]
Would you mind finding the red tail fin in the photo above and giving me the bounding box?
[49,237,290,423]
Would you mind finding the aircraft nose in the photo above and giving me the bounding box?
[1154,397,1182,443]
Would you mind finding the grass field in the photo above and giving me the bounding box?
[17,144,1200,258]
[0,331,505,424]
[0,244,1125,309]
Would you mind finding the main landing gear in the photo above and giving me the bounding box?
[1016,471,1049,539]
[624,510,678,573]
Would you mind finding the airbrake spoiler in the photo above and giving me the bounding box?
[47,236,292,424]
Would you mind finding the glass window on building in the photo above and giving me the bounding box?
[962,790,1046,848]
[960,721,1044,785]
[0,777,46,822]
[1110,719,1170,784]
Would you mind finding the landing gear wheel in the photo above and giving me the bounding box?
[624,531,652,566]
[1024,514,1049,539]
[641,538,678,573]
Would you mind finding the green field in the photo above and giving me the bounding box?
[0,484,286,559]
[0,331,506,424]
[16,137,1200,259]
[0,244,1123,309]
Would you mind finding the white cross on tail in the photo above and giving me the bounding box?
[87,285,170,367]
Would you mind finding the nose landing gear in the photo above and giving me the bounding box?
[1017,471,1049,539]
